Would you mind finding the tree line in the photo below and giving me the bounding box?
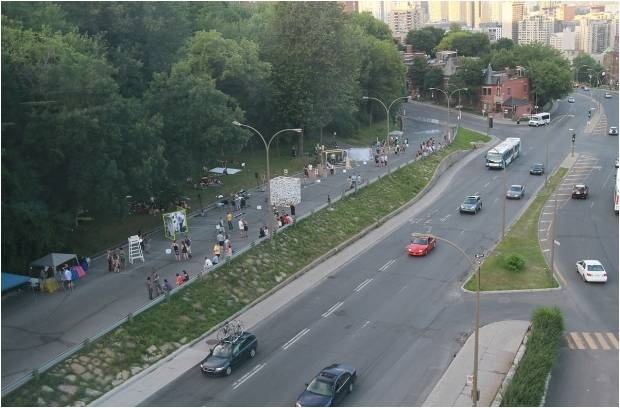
[406,26,586,108]
[1,2,406,271]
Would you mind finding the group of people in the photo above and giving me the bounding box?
[145,269,187,300]
[415,135,448,160]
[170,235,192,261]
[107,248,126,273]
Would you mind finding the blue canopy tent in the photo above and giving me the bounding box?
[2,273,31,293]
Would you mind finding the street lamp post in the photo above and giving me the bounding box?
[411,233,483,406]
[429,87,468,142]
[569,128,575,157]
[232,121,302,233]
[362,96,410,151]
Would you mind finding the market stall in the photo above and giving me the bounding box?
[29,253,82,293]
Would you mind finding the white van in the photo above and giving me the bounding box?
[528,112,550,127]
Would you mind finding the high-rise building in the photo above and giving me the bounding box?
[511,2,526,42]
[576,13,616,54]
[428,0,448,23]
[550,27,577,51]
[389,7,426,41]
[479,22,503,42]
[557,4,576,21]
[517,14,554,45]
[340,1,359,13]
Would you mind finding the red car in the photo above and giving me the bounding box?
[407,236,436,256]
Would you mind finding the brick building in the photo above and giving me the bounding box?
[480,64,532,120]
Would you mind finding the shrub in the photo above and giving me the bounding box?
[504,254,525,272]
[501,306,564,406]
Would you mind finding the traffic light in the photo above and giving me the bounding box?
[488,117,493,128]
[572,133,576,143]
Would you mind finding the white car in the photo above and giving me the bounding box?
[605,92,612,98]
[576,260,608,283]
[609,126,618,136]
[568,96,575,103]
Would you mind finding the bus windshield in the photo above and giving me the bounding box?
[487,152,503,163]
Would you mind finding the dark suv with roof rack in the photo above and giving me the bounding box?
[200,332,257,376]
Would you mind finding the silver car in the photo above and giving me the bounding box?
[506,185,525,199]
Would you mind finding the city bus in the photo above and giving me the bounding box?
[528,112,551,127]
[485,137,522,169]
[615,168,619,214]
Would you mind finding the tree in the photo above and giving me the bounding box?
[424,67,444,92]
[436,31,490,56]
[261,2,360,139]
[490,48,517,70]
[449,22,462,32]
[529,59,573,106]
[347,11,392,41]
[408,57,429,92]
[492,37,514,51]
[572,52,604,84]
[450,57,485,104]
[405,27,445,56]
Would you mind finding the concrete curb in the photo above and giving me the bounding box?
[92,137,485,406]
[491,325,531,406]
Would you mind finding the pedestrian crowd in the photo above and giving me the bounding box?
[415,134,450,160]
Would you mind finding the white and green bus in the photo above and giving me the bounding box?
[485,137,522,169]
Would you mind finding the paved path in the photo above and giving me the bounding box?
[423,320,530,407]
[1,108,445,388]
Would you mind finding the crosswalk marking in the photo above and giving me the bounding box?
[566,332,619,351]
[595,332,611,350]
[582,332,598,349]
[606,332,619,349]
[569,332,586,349]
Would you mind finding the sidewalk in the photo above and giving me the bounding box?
[423,320,530,407]
[1,113,445,388]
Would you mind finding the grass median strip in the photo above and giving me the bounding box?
[3,128,488,407]
[464,168,567,291]
[501,306,564,406]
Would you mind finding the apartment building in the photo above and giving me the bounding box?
[576,13,616,54]
[518,14,554,45]
[511,2,526,42]
[479,22,503,42]
[389,7,426,41]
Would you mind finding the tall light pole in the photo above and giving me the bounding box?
[232,121,302,233]
[501,165,506,239]
[569,128,575,157]
[411,233,483,406]
[429,87,468,141]
[362,96,410,151]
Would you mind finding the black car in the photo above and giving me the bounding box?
[571,184,589,199]
[529,163,544,175]
[200,332,257,376]
[296,364,357,407]
[506,184,525,199]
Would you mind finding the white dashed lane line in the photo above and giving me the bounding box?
[232,364,265,389]
[354,278,373,293]
[282,328,310,350]
[321,301,344,318]
[379,259,396,271]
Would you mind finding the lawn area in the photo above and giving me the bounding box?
[3,127,489,407]
[464,168,568,291]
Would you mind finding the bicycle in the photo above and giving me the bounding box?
[216,319,244,342]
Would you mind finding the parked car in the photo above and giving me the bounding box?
[583,86,590,91]
[506,184,525,199]
[407,236,436,256]
[459,195,482,214]
[605,92,612,98]
[296,364,356,407]
[609,126,618,136]
[529,163,545,175]
[571,184,589,199]
[568,96,575,103]
[576,260,607,283]
[200,332,257,376]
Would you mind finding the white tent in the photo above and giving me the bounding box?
[30,253,78,269]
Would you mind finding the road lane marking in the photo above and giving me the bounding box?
[540,238,547,241]
[361,320,371,329]
[282,328,310,350]
[567,335,576,349]
[539,229,547,232]
[440,214,451,222]
[542,249,550,252]
[379,259,396,271]
[397,285,408,295]
[590,202,594,209]
[232,363,265,389]
[606,333,619,349]
[493,198,498,204]
[595,332,611,350]
[354,278,373,292]
[569,332,586,349]
[582,332,598,349]
[492,175,498,180]
[483,182,490,188]
[321,301,344,318]
[542,212,554,215]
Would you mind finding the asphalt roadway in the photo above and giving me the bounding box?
[544,88,619,407]
[144,100,617,406]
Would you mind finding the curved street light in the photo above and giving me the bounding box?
[232,121,302,233]
[411,232,484,406]
[429,87,468,141]
[362,96,410,152]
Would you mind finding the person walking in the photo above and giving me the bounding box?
[226,211,234,230]
[171,240,180,261]
[203,256,213,273]
[146,276,154,300]
[183,235,192,258]
[225,242,233,259]
[183,270,190,282]
[213,243,221,258]
[63,265,73,291]
[238,218,245,238]
[217,231,225,249]
[152,271,163,297]
[181,241,189,261]
[107,250,113,273]
[118,247,126,270]
[243,218,249,238]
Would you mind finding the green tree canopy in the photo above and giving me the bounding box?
[492,37,515,51]
[405,26,445,56]
[572,52,604,84]
[435,31,490,56]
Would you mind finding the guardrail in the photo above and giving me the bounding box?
[2,129,459,397]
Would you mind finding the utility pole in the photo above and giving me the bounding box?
[570,128,575,157]
[502,166,506,239]
[550,191,558,274]
[472,253,484,407]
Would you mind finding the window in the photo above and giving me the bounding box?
[507,87,511,96]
